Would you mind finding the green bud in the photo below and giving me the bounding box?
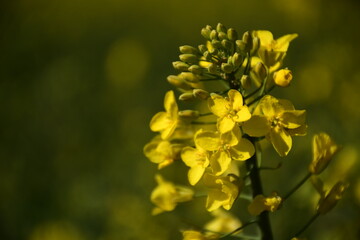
[179,45,199,54]
[167,75,191,90]
[172,61,189,71]
[179,110,200,119]
[203,51,212,61]
[253,62,267,80]
[227,28,238,41]
[221,39,233,50]
[240,75,251,89]
[227,56,233,64]
[193,88,210,100]
[179,92,195,101]
[188,65,202,75]
[242,31,253,51]
[209,46,218,54]
[218,32,227,40]
[210,30,218,40]
[207,63,217,74]
[232,52,243,67]
[180,72,199,82]
[201,26,211,39]
[198,44,207,53]
[236,40,246,52]
[216,23,226,33]
[252,37,260,53]
[211,40,222,49]
[221,63,233,73]
[179,54,198,64]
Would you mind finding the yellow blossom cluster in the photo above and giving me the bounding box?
[143,23,348,240]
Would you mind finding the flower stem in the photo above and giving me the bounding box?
[283,172,312,200]
[245,141,274,240]
[220,220,258,238]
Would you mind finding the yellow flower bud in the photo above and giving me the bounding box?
[198,44,207,53]
[227,28,238,41]
[231,52,243,67]
[179,92,195,101]
[179,54,198,64]
[179,45,199,54]
[216,23,226,33]
[221,63,233,73]
[218,32,227,40]
[253,61,267,80]
[242,31,253,52]
[273,69,293,87]
[240,75,251,89]
[172,61,189,71]
[188,65,202,75]
[201,25,212,39]
[221,39,232,50]
[309,133,340,175]
[210,30,218,40]
[167,75,191,90]
[178,110,200,119]
[179,72,199,83]
[193,88,210,100]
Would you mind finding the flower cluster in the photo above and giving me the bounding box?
[144,23,348,240]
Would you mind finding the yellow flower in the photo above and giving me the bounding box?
[143,137,182,169]
[309,133,340,175]
[243,95,306,157]
[273,69,293,87]
[181,130,210,185]
[195,127,255,176]
[151,175,194,215]
[204,209,242,234]
[208,90,251,133]
[253,30,298,67]
[150,90,179,140]
[203,173,240,212]
[182,230,219,240]
[248,192,282,216]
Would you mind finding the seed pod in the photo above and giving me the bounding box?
[240,75,251,89]
[179,45,199,54]
[179,92,195,101]
[221,63,233,73]
[179,54,198,64]
[193,89,210,100]
[172,61,189,71]
[188,65,202,75]
[227,28,238,41]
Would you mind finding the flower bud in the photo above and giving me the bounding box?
[253,62,267,80]
[211,40,222,49]
[309,133,340,175]
[179,110,200,119]
[188,65,202,75]
[216,23,226,33]
[179,92,196,101]
[221,63,233,73]
[201,26,212,39]
[252,37,260,52]
[207,63,217,74]
[227,28,238,41]
[218,32,227,40]
[221,39,232,50]
[231,52,243,67]
[179,54,198,64]
[210,30,218,40]
[273,69,293,87]
[167,75,191,90]
[235,40,246,52]
[198,44,207,53]
[242,31,253,51]
[193,88,210,100]
[203,51,212,61]
[179,45,199,54]
[179,72,199,82]
[240,75,251,89]
[172,61,189,71]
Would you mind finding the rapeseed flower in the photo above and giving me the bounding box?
[248,192,282,216]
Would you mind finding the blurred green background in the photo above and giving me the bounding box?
[1,0,360,239]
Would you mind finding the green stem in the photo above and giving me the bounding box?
[283,172,312,200]
[293,213,320,237]
[245,141,273,240]
[220,220,258,238]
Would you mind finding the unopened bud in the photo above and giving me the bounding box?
[201,27,211,39]
[218,32,227,40]
[210,30,218,40]
[179,54,198,64]
[252,37,260,52]
[198,44,207,53]
[179,110,200,119]
[236,40,246,52]
[207,63,217,74]
[232,52,243,67]
[221,39,232,50]
[240,75,252,89]
[188,65,202,75]
[179,92,195,101]
[167,75,191,90]
[179,72,199,82]
[242,31,253,51]
[179,45,199,54]
[216,23,226,33]
[203,51,212,61]
[221,63,233,73]
[273,69,292,87]
[172,61,189,71]
[227,28,238,41]
[193,89,210,100]
[254,62,267,80]
[211,40,222,49]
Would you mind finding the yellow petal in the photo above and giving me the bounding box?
[278,98,295,111]
[195,130,221,151]
[218,116,235,133]
[234,105,251,122]
[270,126,292,157]
[287,124,307,136]
[248,195,266,216]
[259,95,277,117]
[210,151,231,176]
[150,112,170,132]
[164,90,178,116]
[206,189,226,212]
[254,30,274,48]
[281,110,306,129]
[221,126,240,147]
[181,146,200,167]
[208,94,230,117]
[188,166,206,186]
[228,90,243,110]
[160,121,177,140]
[275,33,298,52]
[229,138,255,161]
[242,115,270,137]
